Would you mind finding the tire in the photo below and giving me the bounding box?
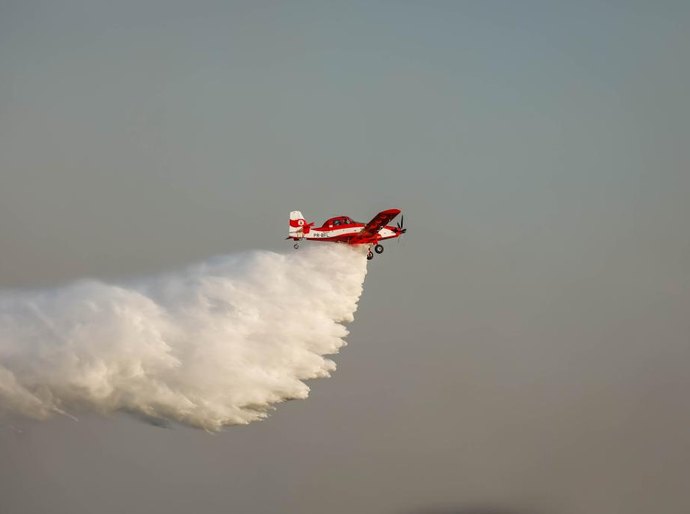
[294,243,299,249]
[374,244,384,254]
[367,252,374,260]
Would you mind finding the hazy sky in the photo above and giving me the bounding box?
[1,1,689,513]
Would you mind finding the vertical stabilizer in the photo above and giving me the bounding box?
[289,211,308,238]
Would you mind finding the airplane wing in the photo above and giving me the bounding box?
[350,209,401,243]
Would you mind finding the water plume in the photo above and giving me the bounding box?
[0,245,367,431]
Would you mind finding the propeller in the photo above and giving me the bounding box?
[396,215,407,234]
[396,215,407,245]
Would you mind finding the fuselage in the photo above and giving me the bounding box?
[305,224,398,243]
[298,216,400,245]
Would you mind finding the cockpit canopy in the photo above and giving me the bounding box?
[323,216,354,227]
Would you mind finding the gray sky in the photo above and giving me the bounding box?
[1,1,689,513]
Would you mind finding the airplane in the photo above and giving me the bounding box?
[287,208,406,260]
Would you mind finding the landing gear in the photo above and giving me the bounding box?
[293,243,299,249]
[367,244,383,260]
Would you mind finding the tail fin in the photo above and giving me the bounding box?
[289,211,309,238]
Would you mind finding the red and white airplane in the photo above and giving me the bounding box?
[288,209,406,260]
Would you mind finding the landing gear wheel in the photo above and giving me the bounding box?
[294,243,299,249]
[374,244,384,254]
[367,251,374,260]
